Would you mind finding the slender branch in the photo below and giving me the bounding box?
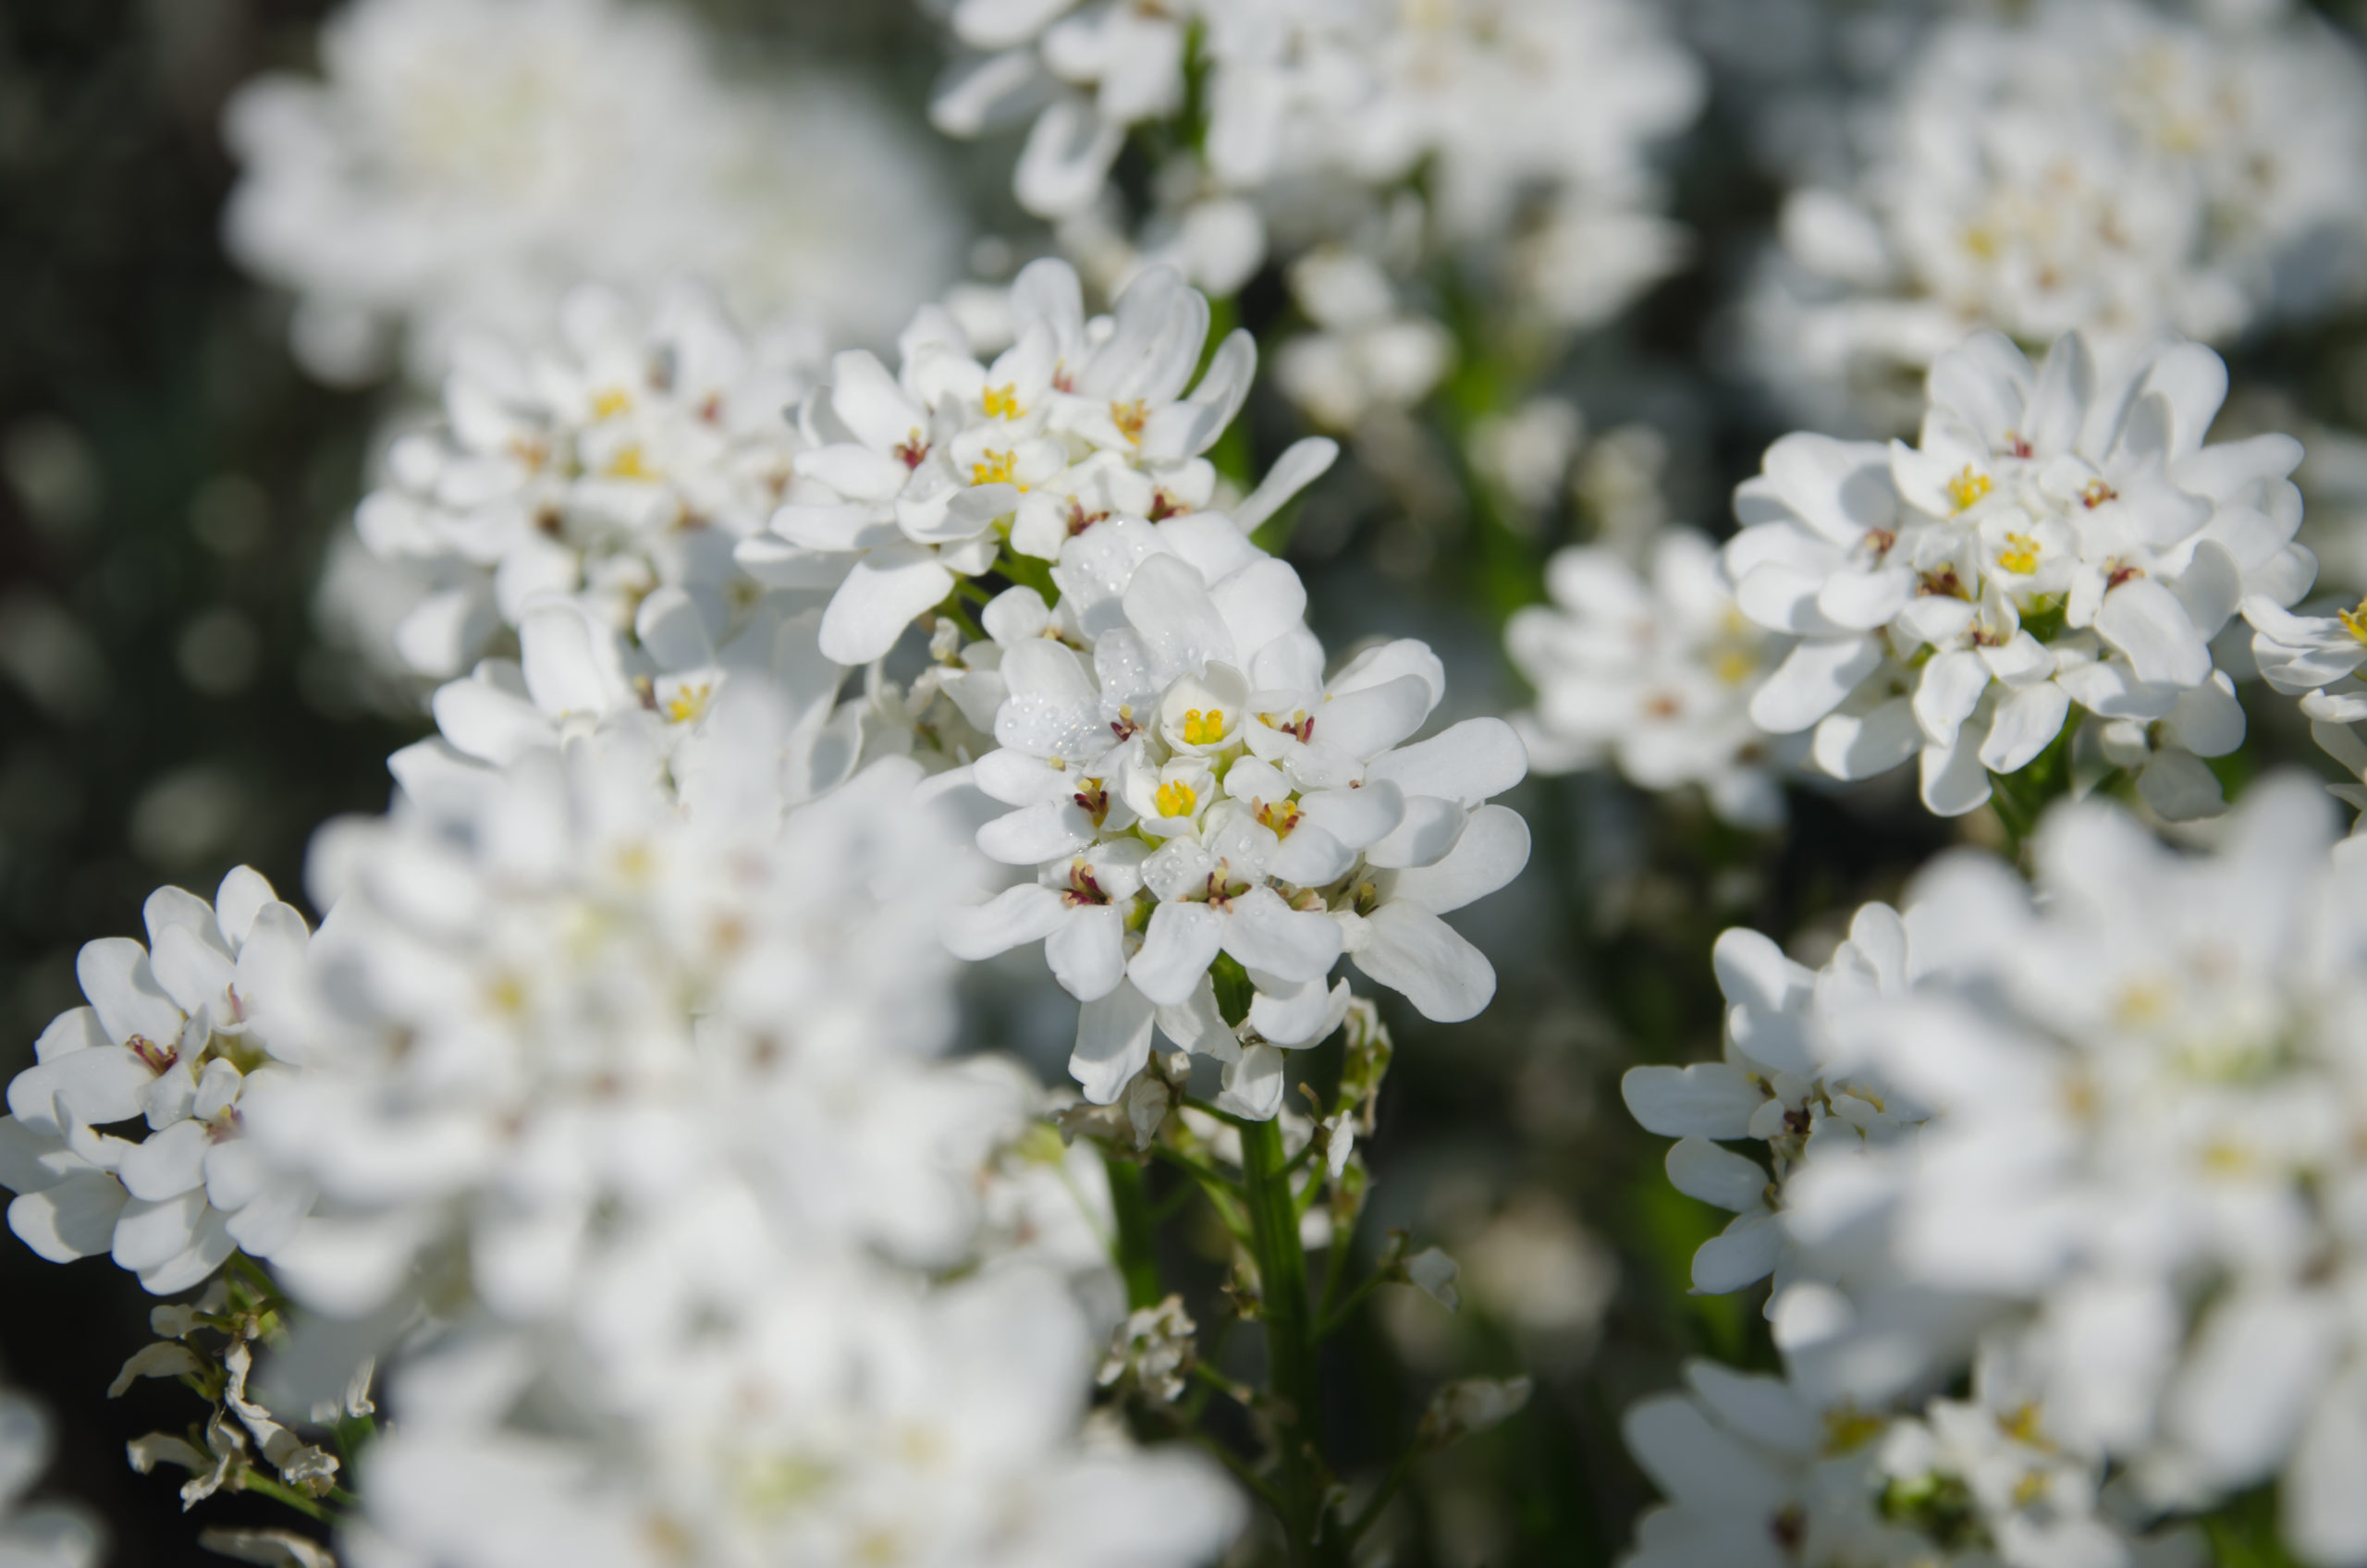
[1147,1144,1251,1241]
[1343,1447,1421,1548]
[1240,1114,1339,1567]
[237,1471,334,1523]
[1315,1266,1394,1342]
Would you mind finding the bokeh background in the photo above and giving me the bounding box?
[5,0,2365,1561]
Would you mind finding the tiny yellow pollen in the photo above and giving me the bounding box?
[1182,707,1227,745]
[591,386,632,420]
[2013,1471,2052,1510]
[970,448,1019,487]
[1997,531,2041,575]
[1155,779,1197,818]
[1963,225,1998,260]
[2000,1403,2047,1447]
[607,443,655,481]
[1947,465,1993,513]
[1713,649,1757,686]
[1110,398,1149,443]
[664,682,712,724]
[2339,595,2367,645]
[1821,1406,1887,1455]
[982,383,1021,419]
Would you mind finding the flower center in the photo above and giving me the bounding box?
[591,386,632,420]
[1111,399,1148,443]
[1155,779,1197,817]
[1996,532,2040,574]
[607,443,655,480]
[970,448,1019,487]
[1258,708,1315,742]
[1182,707,1226,745]
[2080,478,2117,508]
[982,383,1022,419]
[2339,596,2367,645]
[1946,466,1992,512]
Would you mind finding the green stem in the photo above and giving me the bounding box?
[1147,1144,1251,1243]
[1315,1265,1392,1342]
[1103,1154,1165,1312]
[1240,1115,1337,1566]
[238,1471,333,1523]
[1343,1446,1420,1547]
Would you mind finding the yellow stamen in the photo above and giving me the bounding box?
[1182,707,1226,745]
[1822,1407,1886,1455]
[1947,465,1993,512]
[2001,1403,2046,1447]
[970,448,1018,487]
[1256,799,1301,835]
[607,443,655,480]
[2013,1472,2052,1509]
[1997,532,2040,575]
[1713,649,1757,685]
[1110,398,1148,443]
[982,383,1021,419]
[591,387,632,419]
[2339,596,2367,645]
[1155,779,1197,818]
[664,683,712,724]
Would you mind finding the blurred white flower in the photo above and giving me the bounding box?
[356,282,818,680]
[1273,250,1454,432]
[1728,330,2306,818]
[1739,0,2367,428]
[1789,778,2367,1562]
[933,0,1700,320]
[224,0,959,384]
[1508,530,1792,827]
[0,868,317,1294]
[0,1390,101,1568]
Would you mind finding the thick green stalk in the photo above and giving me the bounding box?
[1240,1115,1338,1566]
[1103,1154,1165,1312]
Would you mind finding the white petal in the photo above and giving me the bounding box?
[1347,902,1494,1022]
[1750,638,1880,734]
[820,545,955,666]
[7,1172,127,1263]
[1046,904,1128,1000]
[1128,901,1226,1007]
[1692,1210,1784,1293]
[1385,804,1528,914]
[2095,577,2211,688]
[1912,649,1990,747]
[1623,1064,1762,1140]
[1364,718,1527,803]
[75,938,182,1052]
[1665,1137,1768,1213]
[111,1187,206,1274]
[116,1120,211,1203]
[1219,888,1341,985]
[1216,1045,1286,1121]
[1919,730,1992,817]
[942,884,1067,960]
[1811,699,1919,781]
[1072,986,1156,1105]
[1979,681,2070,774]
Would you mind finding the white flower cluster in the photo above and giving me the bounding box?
[3,678,1245,1565]
[933,0,1701,326]
[1728,328,2308,819]
[356,282,816,681]
[1508,530,1792,828]
[1744,0,2367,430]
[224,0,958,384]
[1624,777,2367,1565]
[942,511,1530,1119]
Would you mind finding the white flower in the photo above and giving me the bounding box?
[242,686,1003,1327]
[0,868,316,1293]
[0,1390,100,1568]
[1619,1352,2186,1568]
[344,1267,1244,1568]
[223,0,958,383]
[1795,777,2367,1560]
[1741,0,2367,428]
[1728,329,2306,817]
[356,283,816,680]
[1272,250,1453,432]
[1508,530,1792,828]
[739,259,1257,667]
[932,0,1700,321]
[947,509,1528,1115]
